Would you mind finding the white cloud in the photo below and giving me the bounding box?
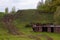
[0,0,42,12]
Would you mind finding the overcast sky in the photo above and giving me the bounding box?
[0,0,45,12]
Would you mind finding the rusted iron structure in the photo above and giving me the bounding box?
[32,23,60,33]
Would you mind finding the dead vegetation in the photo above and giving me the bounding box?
[2,14,21,35]
[28,35,41,40]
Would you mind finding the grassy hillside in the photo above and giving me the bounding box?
[0,10,59,40]
[15,9,54,24]
[0,12,5,20]
[0,23,60,40]
[0,12,5,28]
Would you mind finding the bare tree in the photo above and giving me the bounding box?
[10,6,16,14]
[5,7,8,14]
